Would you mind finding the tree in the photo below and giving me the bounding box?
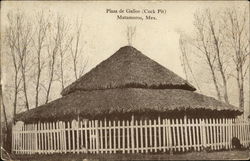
[70,19,88,81]
[179,33,201,91]
[223,8,249,109]
[191,11,222,100]
[5,12,25,117]
[4,11,90,117]
[44,16,63,103]
[13,12,33,110]
[206,9,229,103]
[179,8,249,114]
[57,16,71,90]
[33,12,49,107]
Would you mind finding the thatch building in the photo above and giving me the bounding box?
[15,46,242,123]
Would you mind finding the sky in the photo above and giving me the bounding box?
[1,1,249,118]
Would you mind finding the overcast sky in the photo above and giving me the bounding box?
[1,1,249,117]
[2,1,247,77]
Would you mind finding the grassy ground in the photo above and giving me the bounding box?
[3,150,250,161]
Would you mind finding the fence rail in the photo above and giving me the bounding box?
[12,117,250,154]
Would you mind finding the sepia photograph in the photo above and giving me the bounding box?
[1,1,249,160]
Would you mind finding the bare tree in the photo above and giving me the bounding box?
[33,12,49,107]
[127,26,136,46]
[44,16,62,103]
[179,34,201,91]
[5,12,25,117]
[191,12,222,100]
[70,19,88,80]
[206,9,229,103]
[223,8,249,109]
[56,16,71,90]
[12,12,33,110]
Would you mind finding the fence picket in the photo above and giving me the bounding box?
[158,117,162,151]
[12,117,250,155]
[207,119,210,150]
[222,118,226,149]
[104,119,107,153]
[122,120,125,154]
[92,120,96,153]
[172,119,176,151]
[126,120,130,153]
[180,118,184,151]
[220,119,223,149]
[187,118,192,150]
[131,117,135,154]
[76,120,79,154]
[100,120,103,153]
[113,120,116,154]
[80,121,83,153]
[135,120,139,153]
[118,120,121,151]
[95,120,99,154]
[184,117,188,151]
[90,121,93,154]
[154,119,157,152]
[149,120,152,152]
[140,120,144,153]
[163,119,166,152]
[145,120,148,153]
[176,119,180,151]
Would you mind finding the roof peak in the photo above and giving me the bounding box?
[61,46,196,96]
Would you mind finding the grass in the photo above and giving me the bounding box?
[4,150,250,161]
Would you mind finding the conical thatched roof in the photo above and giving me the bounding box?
[16,88,241,123]
[61,46,196,96]
[15,46,241,123]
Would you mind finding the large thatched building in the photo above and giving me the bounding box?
[15,46,241,123]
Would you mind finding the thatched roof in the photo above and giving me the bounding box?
[15,88,241,123]
[61,46,196,96]
[15,46,241,123]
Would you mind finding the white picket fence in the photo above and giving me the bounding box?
[12,117,250,154]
